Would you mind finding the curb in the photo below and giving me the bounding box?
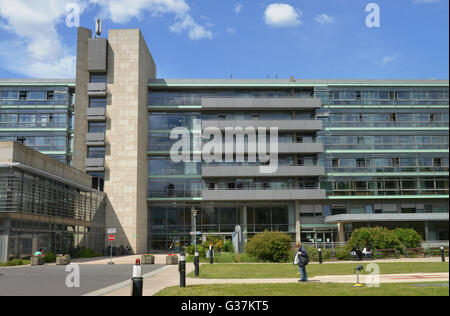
[83,265,173,296]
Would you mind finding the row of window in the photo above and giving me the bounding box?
[328,113,449,123]
[0,113,69,126]
[320,135,449,145]
[326,157,449,169]
[329,177,448,192]
[0,90,68,101]
[319,90,449,101]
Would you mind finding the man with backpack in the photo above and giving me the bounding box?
[295,243,309,282]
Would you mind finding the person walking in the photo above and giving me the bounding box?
[296,243,309,282]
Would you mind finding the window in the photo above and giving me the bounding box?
[356,159,365,168]
[88,147,105,159]
[396,92,411,100]
[90,73,107,83]
[89,98,106,108]
[28,91,47,100]
[47,91,54,100]
[88,122,106,133]
[19,91,27,100]
[1,90,18,100]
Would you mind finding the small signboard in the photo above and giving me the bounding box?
[108,235,115,241]
[189,232,202,236]
[107,228,116,234]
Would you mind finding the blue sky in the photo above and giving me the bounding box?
[0,0,448,79]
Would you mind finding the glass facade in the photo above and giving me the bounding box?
[0,167,105,260]
[0,86,73,164]
[147,85,449,250]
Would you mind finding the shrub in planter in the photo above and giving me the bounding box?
[31,256,45,266]
[166,254,178,265]
[56,255,71,265]
[245,231,292,262]
[141,254,155,264]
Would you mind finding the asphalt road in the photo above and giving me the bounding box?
[0,264,165,296]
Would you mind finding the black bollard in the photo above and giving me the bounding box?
[180,252,186,288]
[441,246,446,263]
[194,251,200,276]
[209,245,214,264]
[318,248,323,264]
[131,258,143,296]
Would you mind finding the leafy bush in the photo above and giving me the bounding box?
[223,240,234,253]
[44,250,56,263]
[347,227,422,251]
[245,231,292,262]
[393,228,423,249]
[0,259,29,267]
[205,236,224,252]
[80,247,101,258]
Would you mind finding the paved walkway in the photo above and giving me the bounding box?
[101,258,449,296]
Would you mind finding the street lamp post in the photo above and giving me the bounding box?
[192,208,199,276]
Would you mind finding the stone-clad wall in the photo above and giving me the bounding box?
[104,29,155,254]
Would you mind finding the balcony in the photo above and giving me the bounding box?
[202,165,325,178]
[218,142,324,154]
[86,133,105,146]
[87,82,107,97]
[86,107,106,121]
[202,120,322,132]
[201,97,321,110]
[202,189,326,201]
[85,158,105,172]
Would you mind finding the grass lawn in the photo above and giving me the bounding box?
[155,282,449,296]
[188,262,449,279]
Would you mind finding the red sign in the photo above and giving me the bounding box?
[108,235,115,241]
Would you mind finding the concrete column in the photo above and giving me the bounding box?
[295,200,301,244]
[103,29,156,254]
[424,221,429,241]
[337,222,346,242]
[240,205,248,244]
[0,219,11,263]
[73,27,92,171]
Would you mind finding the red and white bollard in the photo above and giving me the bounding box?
[131,258,143,296]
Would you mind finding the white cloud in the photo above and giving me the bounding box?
[315,14,334,25]
[226,27,236,35]
[0,0,214,77]
[170,15,212,40]
[91,0,213,40]
[0,0,86,78]
[234,3,243,14]
[382,54,399,64]
[264,3,302,28]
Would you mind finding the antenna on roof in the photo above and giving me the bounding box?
[95,19,102,38]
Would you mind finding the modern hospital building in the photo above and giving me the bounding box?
[0,27,448,260]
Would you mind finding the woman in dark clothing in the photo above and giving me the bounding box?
[296,243,309,282]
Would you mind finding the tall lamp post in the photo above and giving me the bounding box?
[192,208,200,276]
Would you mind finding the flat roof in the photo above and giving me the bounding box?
[0,141,94,192]
[0,79,75,86]
[149,78,450,88]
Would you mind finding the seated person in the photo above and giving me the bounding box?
[363,247,373,259]
[34,248,44,257]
